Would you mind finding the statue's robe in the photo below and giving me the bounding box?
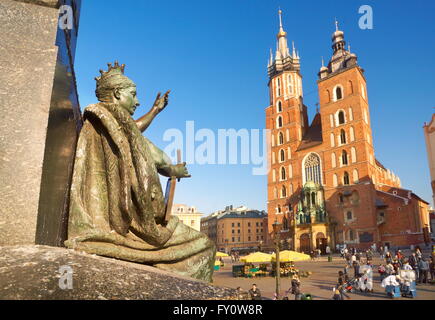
[65,102,215,282]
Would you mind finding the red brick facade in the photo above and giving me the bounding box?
[266,14,429,251]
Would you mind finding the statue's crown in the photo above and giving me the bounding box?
[95,61,126,84]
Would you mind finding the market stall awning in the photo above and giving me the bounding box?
[271,250,310,262]
[240,252,272,263]
[216,251,229,257]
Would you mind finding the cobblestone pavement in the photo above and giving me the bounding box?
[212,255,435,300]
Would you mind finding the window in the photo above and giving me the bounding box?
[238,223,240,227]
[340,129,347,144]
[277,116,283,128]
[248,222,251,227]
[335,86,343,100]
[349,230,354,241]
[332,153,337,168]
[238,229,240,234]
[232,223,234,227]
[343,172,350,185]
[303,153,322,184]
[248,229,251,234]
[330,133,335,147]
[351,147,357,163]
[350,127,355,142]
[256,222,259,227]
[346,211,353,220]
[338,111,345,125]
[232,229,235,234]
[342,150,348,166]
[280,149,285,162]
[333,174,338,187]
[277,205,282,213]
[281,167,287,180]
[277,101,282,113]
[282,185,287,198]
[232,237,235,242]
[277,78,281,97]
[248,236,251,241]
[278,132,284,145]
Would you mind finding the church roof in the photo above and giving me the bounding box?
[297,113,323,151]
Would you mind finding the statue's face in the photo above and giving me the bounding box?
[114,85,140,115]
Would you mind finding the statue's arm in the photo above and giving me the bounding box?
[135,91,170,133]
[144,137,190,179]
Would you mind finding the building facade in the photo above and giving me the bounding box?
[201,206,267,253]
[172,204,203,232]
[266,11,430,252]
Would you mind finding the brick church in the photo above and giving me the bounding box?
[266,11,430,253]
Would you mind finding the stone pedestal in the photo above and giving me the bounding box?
[0,0,82,246]
[0,246,238,300]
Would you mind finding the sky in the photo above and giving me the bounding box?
[74,0,435,215]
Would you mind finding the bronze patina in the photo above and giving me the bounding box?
[65,62,215,282]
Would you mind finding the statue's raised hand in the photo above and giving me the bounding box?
[153,90,171,113]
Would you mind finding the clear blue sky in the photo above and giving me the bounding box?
[74,0,435,215]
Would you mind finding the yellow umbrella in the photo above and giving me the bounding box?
[216,252,229,257]
[271,250,310,262]
[240,252,272,263]
[215,260,221,266]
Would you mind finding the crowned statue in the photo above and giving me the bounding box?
[64,62,215,282]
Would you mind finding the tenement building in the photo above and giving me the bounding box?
[171,204,203,232]
[266,11,430,253]
[201,206,268,253]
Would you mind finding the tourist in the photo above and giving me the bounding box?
[385,251,393,264]
[379,246,385,259]
[415,247,422,261]
[326,245,331,256]
[249,284,262,300]
[353,260,360,278]
[332,287,343,300]
[337,271,351,300]
[290,275,302,300]
[418,258,429,284]
[409,252,420,281]
[430,256,435,282]
[402,259,413,271]
[385,262,395,276]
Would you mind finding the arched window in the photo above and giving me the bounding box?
[303,153,322,185]
[281,167,286,181]
[277,205,282,213]
[343,172,350,185]
[331,153,337,168]
[350,127,355,142]
[280,149,285,162]
[342,150,349,166]
[340,129,347,144]
[338,111,346,125]
[282,185,287,198]
[311,192,316,205]
[277,116,283,128]
[276,78,281,97]
[288,74,293,94]
[277,101,282,113]
[351,147,357,163]
[353,169,359,184]
[335,86,343,100]
[278,132,284,145]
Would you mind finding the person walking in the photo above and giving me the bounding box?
[429,256,434,282]
[418,258,429,284]
[409,252,420,281]
[248,284,262,300]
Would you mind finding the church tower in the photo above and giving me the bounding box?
[266,10,308,236]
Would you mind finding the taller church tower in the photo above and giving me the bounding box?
[266,10,308,235]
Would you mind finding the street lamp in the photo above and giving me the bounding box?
[272,219,282,299]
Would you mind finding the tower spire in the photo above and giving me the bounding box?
[335,18,339,32]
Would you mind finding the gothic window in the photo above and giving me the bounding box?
[340,129,347,144]
[338,111,346,125]
[277,205,282,213]
[277,78,281,97]
[280,149,285,162]
[311,192,316,205]
[353,169,359,183]
[346,211,353,220]
[282,185,287,198]
[350,127,355,142]
[343,172,350,185]
[351,147,357,163]
[278,132,284,145]
[342,150,349,166]
[277,116,283,128]
[288,74,293,94]
[335,85,343,101]
[281,167,287,181]
[303,153,322,184]
[277,101,282,113]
